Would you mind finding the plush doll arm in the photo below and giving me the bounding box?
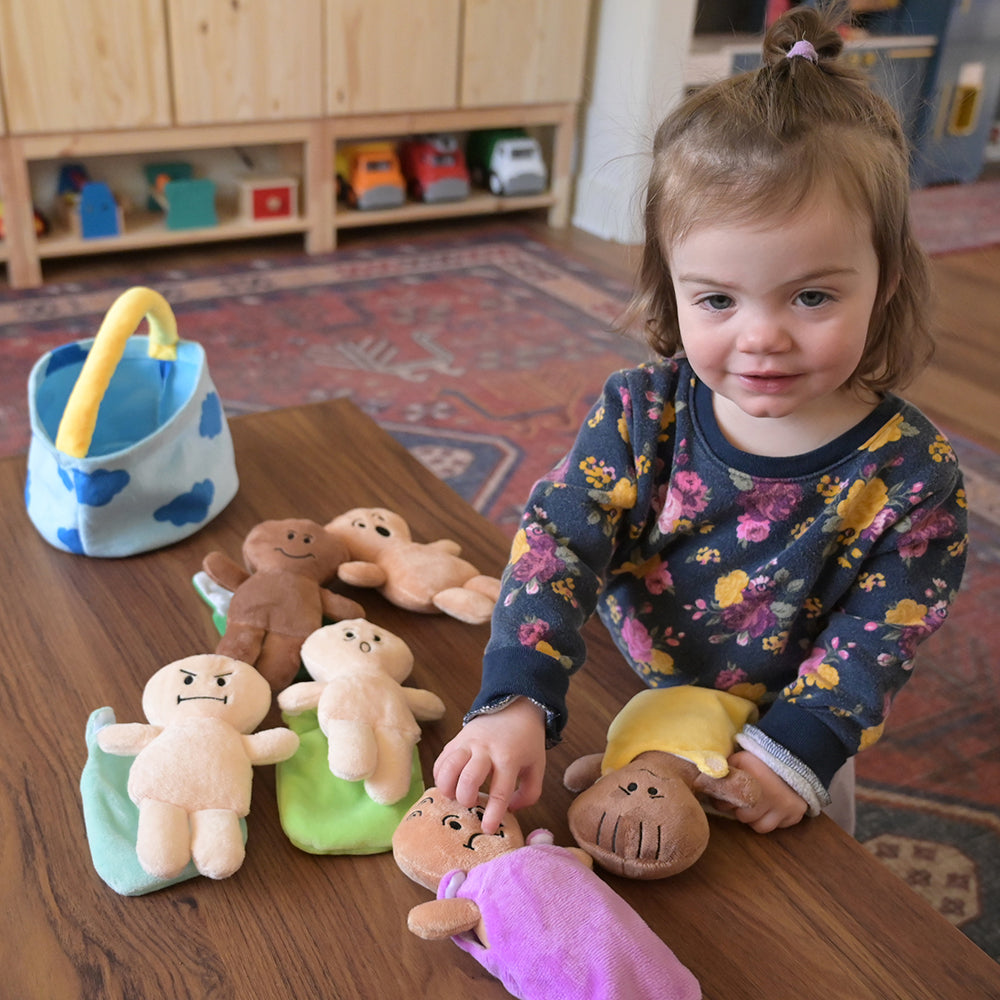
[337,560,387,589]
[276,681,326,716]
[319,588,366,622]
[96,722,162,756]
[427,539,463,557]
[407,898,482,940]
[403,688,446,722]
[243,728,300,766]
[692,765,760,810]
[562,752,604,792]
[202,550,250,592]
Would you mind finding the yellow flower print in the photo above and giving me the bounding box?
[859,721,885,751]
[636,454,651,476]
[650,649,676,675]
[955,488,967,510]
[885,598,927,626]
[617,413,630,445]
[696,547,720,565]
[587,404,605,429]
[729,681,766,703]
[762,632,789,654]
[858,572,886,592]
[836,478,888,536]
[660,401,676,430]
[536,640,562,660]
[791,518,815,540]
[579,457,613,488]
[928,435,954,463]
[510,529,529,564]
[817,475,843,502]
[803,597,823,617]
[860,413,904,452]
[714,569,749,608]
[552,578,577,602]
[604,478,637,509]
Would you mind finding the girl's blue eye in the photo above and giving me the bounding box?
[797,289,829,307]
[701,294,733,311]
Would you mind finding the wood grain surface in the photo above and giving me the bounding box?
[2,399,997,1000]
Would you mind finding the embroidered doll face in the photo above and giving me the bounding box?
[141,654,272,733]
[391,788,526,891]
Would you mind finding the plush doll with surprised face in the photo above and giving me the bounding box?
[391,788,701,1000]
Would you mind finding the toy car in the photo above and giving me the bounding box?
[336,143,406,211]
[398,134,470,204]
[466,129,547,196]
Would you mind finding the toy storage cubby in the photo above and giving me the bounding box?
[0,0,592,288]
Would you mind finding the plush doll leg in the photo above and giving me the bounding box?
[191,808,245,879]
[81,707,201,895]
[216,625,266,671]
[276,709,425,855]
[253,632,308,691]
[324,718,378,782]
[464,575,502,601]
[432,587,496,625]
[364,730,419,805]
[136,798,192,878]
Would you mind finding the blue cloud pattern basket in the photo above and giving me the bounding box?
[26,287,238,557]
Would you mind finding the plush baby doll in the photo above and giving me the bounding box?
[277,618,445,805]
[96,654,299,880]
[563,686,761,879]
[324,507,501,624]
[201,517,365,690]
[391,788,702,1000]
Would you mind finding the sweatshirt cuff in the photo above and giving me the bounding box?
[736,726,832,816]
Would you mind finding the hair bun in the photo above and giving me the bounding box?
[761,6,845,68]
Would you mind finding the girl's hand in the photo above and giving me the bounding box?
[712,750,809,833]
[433,698,547,835]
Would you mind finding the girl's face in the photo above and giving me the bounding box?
[668,191,883,455]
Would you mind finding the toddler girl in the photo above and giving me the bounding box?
[434,5,968,837]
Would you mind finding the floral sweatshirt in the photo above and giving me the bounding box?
[469,358,968,804]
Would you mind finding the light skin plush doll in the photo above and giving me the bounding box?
[201,517,365,690]
[96,654,299,880]
[277,619,445,805]
[324,507,501,624]
[391,788,702,1000]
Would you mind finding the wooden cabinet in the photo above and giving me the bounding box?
[461,0,591,106]
[167,0,324,124]
[327,0,461,113]
[0,0,171,133]
[0,0,593,287]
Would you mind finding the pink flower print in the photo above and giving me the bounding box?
[511,524,565,584]
[644,559,673,595]
[720,577,776,639]
[739,481,803,522]
[736,514,771,543]
[657,470,709,531]
[621,616,653,664]
[717,667,749,690]
[897,507,957,560]
[798,647,826,674]
[518,619,551,648]
[862,505,899,541]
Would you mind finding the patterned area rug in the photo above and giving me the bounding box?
[2,225,998,961]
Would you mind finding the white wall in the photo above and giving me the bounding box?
[572,0,696,244]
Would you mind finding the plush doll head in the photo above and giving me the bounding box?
[325,507,501,624]
[563,686,761,879]
[300,617,414,685]
[392,787,525,890]
[242,517,350,583]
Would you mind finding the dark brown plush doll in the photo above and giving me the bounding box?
[202,518,365,690]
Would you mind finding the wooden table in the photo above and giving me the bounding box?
[3,399,997,999]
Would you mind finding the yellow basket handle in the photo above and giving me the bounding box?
[54,286,179,458]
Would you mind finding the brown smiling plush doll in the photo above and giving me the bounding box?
[201,518,365,690]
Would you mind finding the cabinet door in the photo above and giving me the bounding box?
[168,0,323,125]
[0,0,170,133]
[460,0,591,107]
[327,0,460,113]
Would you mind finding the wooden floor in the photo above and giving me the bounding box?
[33,210,1000,453]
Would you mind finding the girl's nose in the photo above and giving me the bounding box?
[736,312,793,353]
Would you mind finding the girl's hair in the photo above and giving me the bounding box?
[623,3,933,393]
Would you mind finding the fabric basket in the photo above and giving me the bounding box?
[26,286,238,557]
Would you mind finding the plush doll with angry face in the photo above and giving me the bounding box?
[96,654,299,880]
[391,788,701,1000]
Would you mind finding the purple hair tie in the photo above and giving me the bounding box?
[787,39,818,64]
